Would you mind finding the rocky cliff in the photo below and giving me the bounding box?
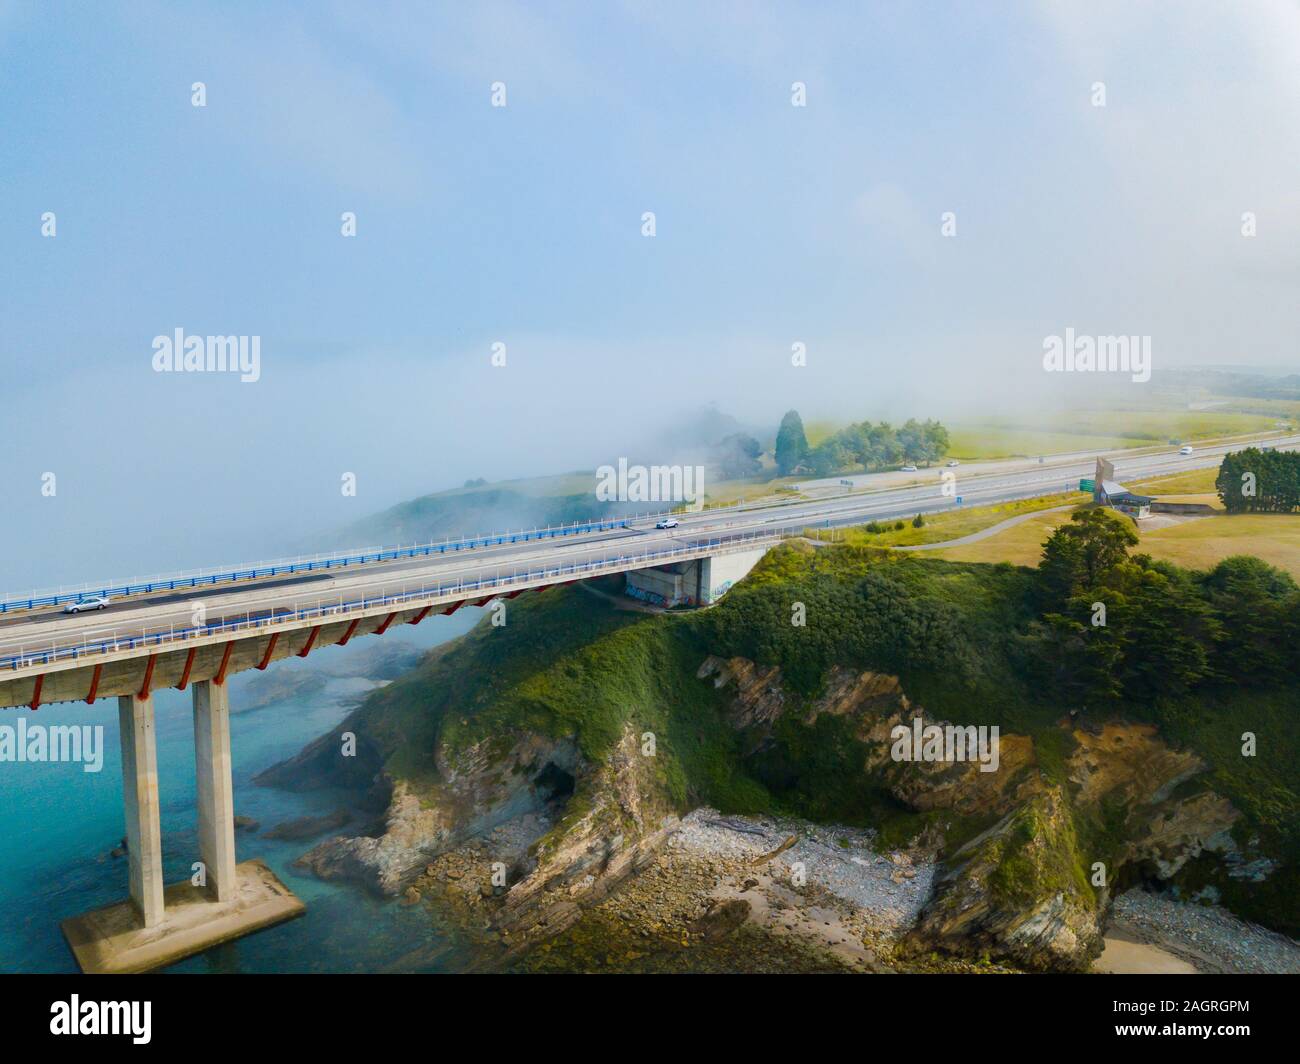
[259,578,1256,971]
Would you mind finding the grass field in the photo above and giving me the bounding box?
[928,510,1079,566]
[1127,467,1220,496]
[1138,514,1300,577]
[947,409,1280,460]
[931,507,1300,577]
[945,428,1137,459]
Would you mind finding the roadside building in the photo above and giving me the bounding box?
[1095,479,1153,518]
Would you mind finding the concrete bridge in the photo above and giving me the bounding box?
[3,433,1292,972]
[1,520,781,972]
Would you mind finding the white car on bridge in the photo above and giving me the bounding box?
[63,595,111,614]
[655,518,680,529]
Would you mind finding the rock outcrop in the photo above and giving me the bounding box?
[265,636,1247,972]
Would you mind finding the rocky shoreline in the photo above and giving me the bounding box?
[401,808,1017,973]
[390,811,1300,974]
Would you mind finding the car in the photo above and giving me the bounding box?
[1179,445,1194,456]
[63,595,110,614]
[900,464,919,473]
[946,459,960,467]
[655,518,680,529]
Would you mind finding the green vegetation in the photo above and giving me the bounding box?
[986,795,1094,912]
[1030,509,1300,705]
[811,492,1086,549]
[775,410,811,476]
[1126,466,1219,496]
[1217,448,1300,513]
[355,588,772,815]
[334,478,619,550]
[348,496,1299,934]
[802,416,950,476]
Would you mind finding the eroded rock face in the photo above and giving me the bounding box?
[295,733,583,896]
[1066,723,1240,881]
[698,657,786,739]
[703,656,1035,818]
[492,726,680,947]
[906,789,1103,972]
[702,659,1247,972]
[1068,722,1203,807]
[272,642,1249,972]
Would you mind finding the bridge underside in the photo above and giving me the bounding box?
[0,600,445,711]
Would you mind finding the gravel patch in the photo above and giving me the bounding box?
[672,808,935,936]
[1111,889,1300,974]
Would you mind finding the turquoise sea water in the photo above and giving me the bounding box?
[0,617,478,974]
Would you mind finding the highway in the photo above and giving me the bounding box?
[3,434,1296,671]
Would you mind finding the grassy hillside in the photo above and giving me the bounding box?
[339,531,1300,934]
[328,478,625,550]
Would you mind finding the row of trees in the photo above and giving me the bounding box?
[774,410,951,477]
[1030,508,1300,704]
[1217,448,1300,513]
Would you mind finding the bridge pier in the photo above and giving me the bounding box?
[61,652,304,973]
[192,680,237,902]
[118,692,165,927]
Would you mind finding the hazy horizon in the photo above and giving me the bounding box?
[2,0,1297,590]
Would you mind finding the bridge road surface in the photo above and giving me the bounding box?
[2,434,1296,668]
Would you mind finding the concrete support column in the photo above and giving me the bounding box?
[117,693,165,927]
[192,680,237,902]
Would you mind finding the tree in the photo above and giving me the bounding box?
[1119,568,1220,696]
[1038,508,1139,604]
[775,410,810,476]
[1201,556,1297,684]
[808,439,853,477]
[923,419,950,464]
[1217,448,1300,513]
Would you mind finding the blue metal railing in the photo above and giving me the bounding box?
[0,518,629,615]
[0,528,783,674]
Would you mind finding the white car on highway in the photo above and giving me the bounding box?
[655,518,680,529]
[1179,445,1194,455]
[63,595,111,614]
[900,465,919,473]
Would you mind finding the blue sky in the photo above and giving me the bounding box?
[1,1,1297,587]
